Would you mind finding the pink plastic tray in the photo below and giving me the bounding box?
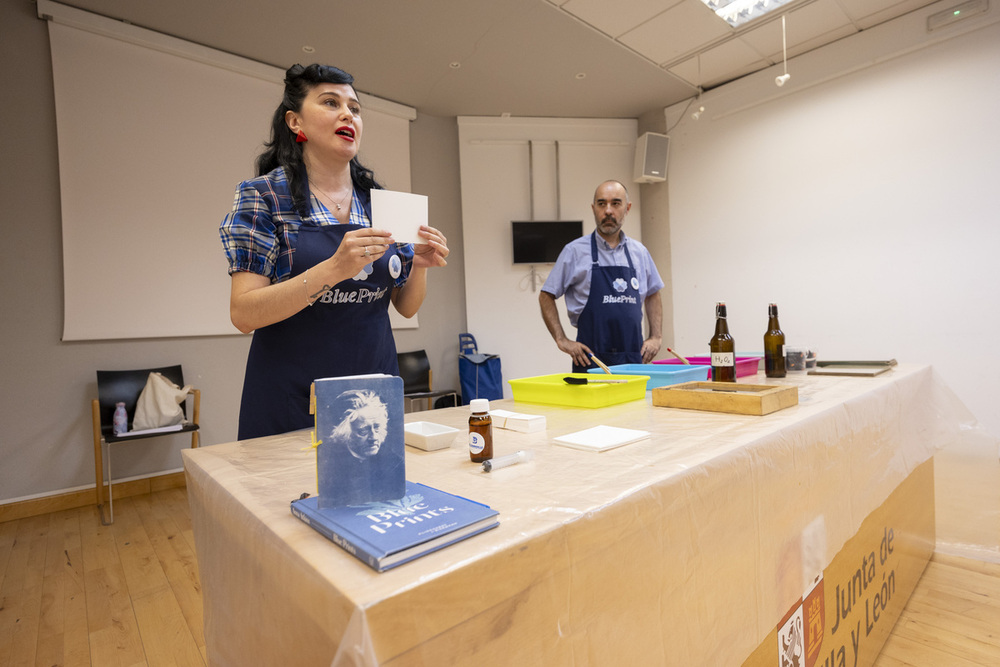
[652,356,761,380]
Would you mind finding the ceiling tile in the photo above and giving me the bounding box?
[739,0,853,59]
[784,24,857,59]
[668,58,701,88]
[737,20,786,61]
[843,0,939,29]
[619,0,732,64]
[560,0,685,39]
[785,0,852,40]
[668,40,771,89]
[835,0,908,19]
[835,0,927,26]
[693,38,770,87]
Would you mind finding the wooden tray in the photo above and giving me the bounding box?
[651,381,798,416]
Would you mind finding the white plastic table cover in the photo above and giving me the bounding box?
[182,363,976,666]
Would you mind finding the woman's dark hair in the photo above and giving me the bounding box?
[256,64,381,217]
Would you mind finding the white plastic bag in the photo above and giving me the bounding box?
[132,372,192,430]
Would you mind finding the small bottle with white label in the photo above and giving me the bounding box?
[468,399,493,463]
[113,402,128,435]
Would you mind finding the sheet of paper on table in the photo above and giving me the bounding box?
[553,425,651,452]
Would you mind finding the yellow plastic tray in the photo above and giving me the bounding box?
[508,373,649,408]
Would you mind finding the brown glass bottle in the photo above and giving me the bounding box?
[468,399,493,463]
[763,303,786,378]
[710,302,736,382]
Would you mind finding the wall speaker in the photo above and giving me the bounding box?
[633,132,670,184]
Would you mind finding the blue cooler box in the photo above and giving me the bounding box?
[588,363,709,389]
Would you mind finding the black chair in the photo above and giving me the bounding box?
[396,350,458,413]
[91,365,200,525]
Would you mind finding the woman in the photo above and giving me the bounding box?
[220,64,449,440]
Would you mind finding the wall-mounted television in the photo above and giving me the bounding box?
[511,220,584,264]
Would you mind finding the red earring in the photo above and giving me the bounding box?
[295,130,308,143]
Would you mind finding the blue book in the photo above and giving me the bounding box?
[290,481,500,572]
[313,374,406,508]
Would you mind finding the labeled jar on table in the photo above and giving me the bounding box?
[468,399,493,463]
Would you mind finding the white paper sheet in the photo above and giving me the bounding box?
[553,425,651,452]
[371,189,427,244]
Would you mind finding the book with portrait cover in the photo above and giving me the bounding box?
[290,481,500,572]
[312,374,406,509]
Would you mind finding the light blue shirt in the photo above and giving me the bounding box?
[541,231,664,328]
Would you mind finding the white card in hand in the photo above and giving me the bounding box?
[371,189,427,244]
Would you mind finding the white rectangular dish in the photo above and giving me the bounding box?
[404,421,460,451]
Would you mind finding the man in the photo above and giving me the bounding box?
[539,180,663,372]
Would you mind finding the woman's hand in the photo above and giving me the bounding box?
[410,225,449,269]
[334,227,395,275]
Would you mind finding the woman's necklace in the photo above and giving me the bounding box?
[309,180,353,211]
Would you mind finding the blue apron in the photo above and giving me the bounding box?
[238,212,401,440]
[573,232,644,373]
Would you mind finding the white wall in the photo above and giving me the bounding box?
[42,4,417,341]
[666,4,1000,436]
[457,117,640,391]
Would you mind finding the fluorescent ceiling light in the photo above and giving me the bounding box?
[700,0,796,28]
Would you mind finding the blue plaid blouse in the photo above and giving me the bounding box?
[220,166,413,287]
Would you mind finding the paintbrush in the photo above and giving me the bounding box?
[589,354,613,374]
[563,376,627,385]
[666,348,690,364]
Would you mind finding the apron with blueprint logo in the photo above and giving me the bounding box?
[573,232,643,373]
[238,221,401,439]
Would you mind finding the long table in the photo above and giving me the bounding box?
[182,364,974,666]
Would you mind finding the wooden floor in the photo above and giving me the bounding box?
[1,488,998,666]
[0,488,204,667]
[873,554,1000,667]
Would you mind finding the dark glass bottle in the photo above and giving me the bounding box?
[468,399,493,463]
[710,302,736,382]
[764,303,786,378]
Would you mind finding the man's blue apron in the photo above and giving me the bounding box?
[238,217,401,440]
[573,232,644,373]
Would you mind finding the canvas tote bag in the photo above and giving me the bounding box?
[132,371,192,430]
